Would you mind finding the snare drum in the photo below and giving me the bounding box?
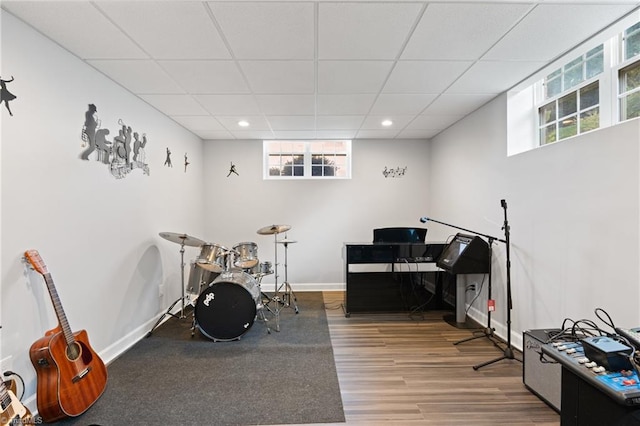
[196,243,228,272]
[232,242,259,269]
[193,270,261,341]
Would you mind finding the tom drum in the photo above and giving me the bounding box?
[232,242,259,269]
[196,243,228,272]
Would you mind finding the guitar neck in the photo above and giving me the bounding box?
[43,272,75,346]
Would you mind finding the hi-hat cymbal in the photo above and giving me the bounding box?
[159,232,205,247]
[256,224,291,235]
[277,239,297,244]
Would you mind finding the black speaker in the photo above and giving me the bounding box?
[523,329,561,412]
[436,233,490,274]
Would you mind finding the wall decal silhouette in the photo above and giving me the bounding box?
[227,162,239,177]
[164,148,172,167]
[0,75,17,116]
[184,153,189,172]
[79,104,150,179]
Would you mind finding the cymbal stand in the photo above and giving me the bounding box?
[278,236,299,315]
[147,241,188,337]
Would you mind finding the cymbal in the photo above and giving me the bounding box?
[256,224,291,235]
[159,232,205,247]
[277,239,297,244]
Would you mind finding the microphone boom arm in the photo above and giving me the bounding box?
[420,217,505,244]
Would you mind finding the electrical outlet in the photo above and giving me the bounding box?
[468,284,477,292]
[0,355,13,374]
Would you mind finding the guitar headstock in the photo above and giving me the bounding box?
[24,250,48,275]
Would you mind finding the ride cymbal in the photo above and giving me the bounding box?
[256,224,291,235]
[159,232,206,247]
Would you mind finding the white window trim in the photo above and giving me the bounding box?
[263,140,352,180]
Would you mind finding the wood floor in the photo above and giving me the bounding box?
[318,291,560,426]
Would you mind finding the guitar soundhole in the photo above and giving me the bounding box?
[66,342,82,361]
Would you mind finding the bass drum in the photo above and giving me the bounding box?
[194,270,260,341]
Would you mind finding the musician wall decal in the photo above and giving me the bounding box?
[164,148,172,167]
[79,104,150,179]
[184,153,190,172]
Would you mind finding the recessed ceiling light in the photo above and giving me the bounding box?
[381,119,393,127]
[238,120,250,127]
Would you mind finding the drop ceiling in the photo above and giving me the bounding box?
[2,1,640,140]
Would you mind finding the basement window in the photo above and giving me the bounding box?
[263,140,351,179]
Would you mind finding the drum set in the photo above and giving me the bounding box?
[148,225,298,341]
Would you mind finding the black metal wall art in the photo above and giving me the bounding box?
[1,75,17,116]
[80,104,150,179]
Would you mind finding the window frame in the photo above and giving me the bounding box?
[263,140,352,180]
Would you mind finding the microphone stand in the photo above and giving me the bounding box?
[421,199,521,370]
[420,217,502,347]
[471,199,521,370]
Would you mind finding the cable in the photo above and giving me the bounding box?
[4,370,25,400]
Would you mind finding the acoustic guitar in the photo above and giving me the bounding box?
[0,376,32,426]
[24,250,107,422]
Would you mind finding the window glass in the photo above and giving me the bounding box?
[625,22,640,60]
[264,140,351,179]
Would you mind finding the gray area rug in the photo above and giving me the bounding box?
[55,291,345,425]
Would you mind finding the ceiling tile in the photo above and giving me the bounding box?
[316,116,365,130]
[360,115,414,130]
[402,3,532,60]
[272,130,317,140]
[216,116,272,131]
[140,94,209,116]
[87,60,183,94]
[195,95,261,115]
[485,4,638,61]
[405,114,464,131]
[317,94,377,115]
[422,94,496,116]
[266,116,316,131]
[159,60,250,94]
[240,61,314,94]
[96,1,230,59]
[369,94,437,115]
[315,130,357,139]
[208,2,314,60]
[230,130,275,140]
[447,60,548,94]
[318,61,394,94]
[384,61,473,93]
[171,115,225,131]
[255,95,315,115]
[2,2,148,60]
[318,2,424,60]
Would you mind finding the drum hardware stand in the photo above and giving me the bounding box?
[276,236,299,314]
[148,232,204,337]
[256,224,297,332]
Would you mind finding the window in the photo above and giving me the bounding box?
[543,46,603,99]
[619,22,640,122]
[539,81,599,145]
[264,140,351,179]
[507,15,640,155]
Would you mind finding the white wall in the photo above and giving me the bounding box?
[201,139,432,290]
[429,94,640,349]
[1,11,205,408]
